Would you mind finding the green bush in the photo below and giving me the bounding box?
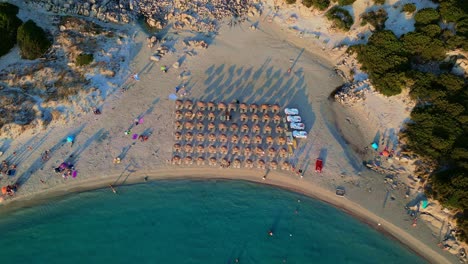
[373,0,385,5]
[360,8,388,30]
[303,0,330,10]
[17,20,51,60]
[402,3,416,13]
[439,0,467,23]
[0,3,22,57]
[419,24,441,37]
[76,53,94,66]
[414,8,440,25]
[326,6,354,31]
[401,32,446,61]
[286,0,297,4]
[338,0,355,5]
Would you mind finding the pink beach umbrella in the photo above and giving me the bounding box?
[72,170,78,178]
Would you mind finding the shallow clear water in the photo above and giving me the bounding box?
[0,180,425,264]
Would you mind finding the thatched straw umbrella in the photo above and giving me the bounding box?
[271,104,280,113]
[196,133,205,142]
[208,122,215,131]
[233,158,241,168]
[196,111,204,121]
[173,143,181,152]
[197,144,205,153]
[220,145,228,155]
[262,114,270,123]
[184,121,194,130]
[249,104,258,113]
[276,126,284,134]
[279,148,288,158]
[172,155,182,165]
[257,159,266,169]
[175,121,183,130]
[218,122,227,132]
[207,101,216,111]
[209,157,217,166]
[174,131,182,141]
[254,135,262,144]
[218,102,227,111]
[264,125,272,134]
[281,161,291,171]
[184,156,193,165]
[242,135,250,144]
[220,134,228,143]
[197,157,205,165]
[185,132,193,141]
[239,103,248,113]
[184,110,193,119]
[261,104,269,113]
[230,123,239,132]
[232,146,240,155]
[208,145,217,154]
[268,147,276,158]
[184,100,193,110]
[208,112,216,121]
[273,114,281,124]
[197,101,206,111]
[175,110,183,120]
[208,133,217,143]
[244,147,252,157]
[175,100,183,109]
[245,159,253,168]
[240,113,248,122]
[241,124,249,133]
[251,113,259,123]
[278,136,286,145]
[196,122,205,131]
[228,103,237,112]
[266,136,274,145]
[221,157,229,167]
[256,146,265,156]
[231,134,239,144]
[252,124,261,134]
[270,161,278,170]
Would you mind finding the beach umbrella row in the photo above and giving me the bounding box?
[171,155,291,170]
[175,100,281,114]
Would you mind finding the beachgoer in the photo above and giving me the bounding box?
[134,118,139,126]
[268,230,274,236]
[144,176,149,182]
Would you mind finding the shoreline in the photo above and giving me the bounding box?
[0,168,449,264]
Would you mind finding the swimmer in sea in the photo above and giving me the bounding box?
[268,230,274,236]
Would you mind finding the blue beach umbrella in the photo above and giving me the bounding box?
[67,136,74,143]
[168,94,178,100]
[371,142,378,150]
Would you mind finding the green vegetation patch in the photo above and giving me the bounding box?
[76,53,94,66]
[286,0,297,4]
[373,0,385,5]
[402,3,416,14]
[17,20,51,60]
[414,8,440,25]
[0,3,22,57]
[360,8,388,30]
[302,0,330,10]
[337,0,356,6]
[326,6,354,31]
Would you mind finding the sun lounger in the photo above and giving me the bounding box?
[290,123,305,130]
[286,116,301,123]
[292,130,307,139]
[284,108,299,115]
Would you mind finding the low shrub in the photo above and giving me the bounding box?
[326,6,354,31]
[76,53,94,66]
[338,0,355,6]
[402,3,416,13]
[17,20,51,60]
[414,8,440,25]
[0,3,22,57]
[373,0,385,5]
[303,0,330,10]
[360,8,388,30]
[285,0,297,4]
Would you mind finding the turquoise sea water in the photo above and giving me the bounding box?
[0,180,425,264]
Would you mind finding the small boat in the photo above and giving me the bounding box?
[290,122,305,130]
[315,158,323,173]
[286,116,301,123]
[336,187,346,197]
[292,130,307,139]
[284,108,299,115]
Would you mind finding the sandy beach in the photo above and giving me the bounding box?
[0,4,459,263]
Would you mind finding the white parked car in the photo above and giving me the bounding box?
[284,108,299,115]
[290,123,305,130]
[293,130,308,138]
[286,115,301,123]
